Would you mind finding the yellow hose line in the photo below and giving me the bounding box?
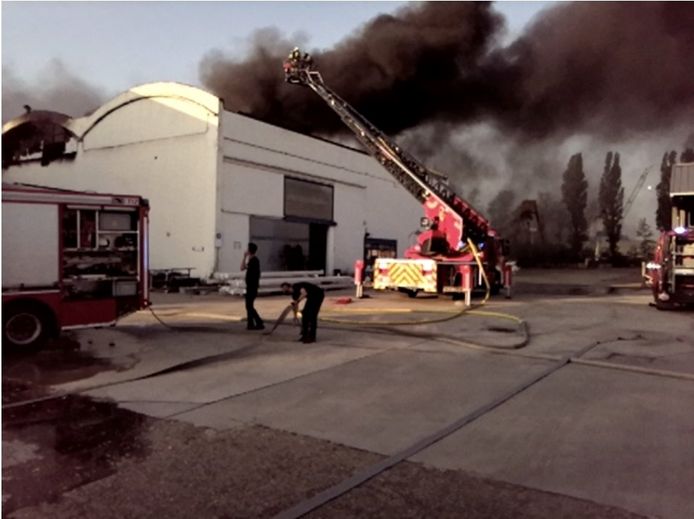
[319,305,471,326]
[320,307,523,326]
[467,238,491,305]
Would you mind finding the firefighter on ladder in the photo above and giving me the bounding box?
[284,47,314,82]
[284,47,302,82]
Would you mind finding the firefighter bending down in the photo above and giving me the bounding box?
[281,281,324,343]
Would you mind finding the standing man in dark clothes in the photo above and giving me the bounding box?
[281,281,324,343]
[241,243,264,330]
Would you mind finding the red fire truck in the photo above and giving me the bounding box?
[2,183,150,351]
[283,51,509,297]
[646,162,694,308]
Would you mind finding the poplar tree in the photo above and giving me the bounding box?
[599,151,624,258]
[561,153,588,256]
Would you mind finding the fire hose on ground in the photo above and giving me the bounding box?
[317,239,529,350]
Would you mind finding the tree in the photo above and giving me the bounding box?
[635,218,656,258]
[561,153,588,256]
[681,147,694,163]
[599,151,624,258]
[655,151,677,229]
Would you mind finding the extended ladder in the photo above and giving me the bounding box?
[284,53,491,243]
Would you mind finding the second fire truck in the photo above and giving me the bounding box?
[2,183,150,351]
[646,162,694,308]
[283,50,510,297]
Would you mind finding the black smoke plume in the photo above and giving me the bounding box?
[200,2,503,135]
[200,2,694,140]
[494,1,694,139]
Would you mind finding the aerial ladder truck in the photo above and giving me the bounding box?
[283,50,510,298]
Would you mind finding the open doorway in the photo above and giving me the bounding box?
[249,216,329,272]
[308,223,328,271]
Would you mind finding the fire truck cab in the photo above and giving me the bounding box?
[2,183,150,351]
[647,163,694,308]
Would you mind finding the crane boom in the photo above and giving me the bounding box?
[623,166,651,219]
[283,50,492,247]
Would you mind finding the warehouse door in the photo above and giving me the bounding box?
[249,217,309,271]
[282,176,334,273]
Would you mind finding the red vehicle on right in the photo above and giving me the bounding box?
[647,162,694,309]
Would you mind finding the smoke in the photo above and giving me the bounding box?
[4,3,691,233]
[200,2,694,139]
[201,2,504,134]
[199,1,694,233]
[2,60,107,123]
[495,2,694,139]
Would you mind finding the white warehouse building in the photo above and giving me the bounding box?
[2,82,421,278]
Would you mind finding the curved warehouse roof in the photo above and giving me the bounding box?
[2,82,222,167]
[2,82,221,141]
[72,82,221,138]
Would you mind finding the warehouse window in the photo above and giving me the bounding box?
[284,177,334,222]
[249,216,310,271]
[249,216,328,272]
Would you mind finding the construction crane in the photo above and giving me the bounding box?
[623,166,652,219]
[283,49,509,297]
[593,165,653,261]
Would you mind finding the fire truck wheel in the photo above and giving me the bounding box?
[3,303,53,352]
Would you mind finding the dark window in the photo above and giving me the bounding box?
[100,212,136,231]
[63,209,78,248]
[284,177,334,222]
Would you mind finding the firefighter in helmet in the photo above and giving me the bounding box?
[302,52,313,68]
[284,47,302,83]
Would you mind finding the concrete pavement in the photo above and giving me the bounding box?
[7,278,694,518]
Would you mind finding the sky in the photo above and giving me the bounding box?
[3,1,679,236]
[2,1,549,97]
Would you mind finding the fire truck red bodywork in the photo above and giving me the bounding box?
[283,51,509,297]
[2,183,150,349]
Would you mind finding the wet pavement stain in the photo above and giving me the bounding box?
[2,394,153,515]
[2,335,117,405]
